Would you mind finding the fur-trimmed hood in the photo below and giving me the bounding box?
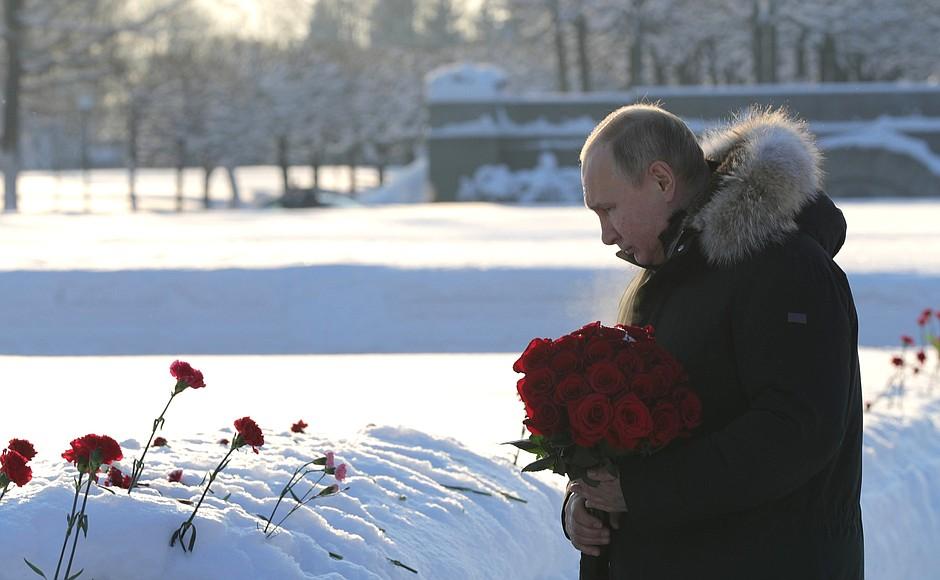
[688,109,827,266]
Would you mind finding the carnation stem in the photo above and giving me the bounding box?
[53,472,84,580]
[0,483,8,503]
[263,461,314,534]
[174,443,236,549]
[266,471,328,539]
[129,392,177,494]
[62,476,93,580]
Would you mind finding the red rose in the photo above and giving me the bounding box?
[613,348,643,378]
[585,338,615,363]
[553,333,584,352]
[567,394,613,447]
[170,360,206,390]
[107,466,132,489]
[573,321,602,339]
[516,367,557,405]
[62,434,123,473]
[513,338,554,373]
[8,438,36,461]
[630,372,658,400]
[619,324,655,341]
[0,449,32,487]
[587,361,625,395]
[672,387,703,429]
[649,401,682,448]
[524,400,565,436]
[291,420,308,433]
[609,393,653,449]
[596,326,627,340]
[554,374,592,404]
[153,437,168,447]
[550,349,580,376]
[168,469,184,483]
[234,417,264,453]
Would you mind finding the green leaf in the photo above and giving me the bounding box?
[80,514,89,538]
[521,455,555,472]
[23,558,47,578]
[289,488,303,502]
[496,490,528,503]
[312,457,327,465]
[170,528,180,547]
[66,569,84,580]
[328,552,344,560]
[440,484,493,497]
[188,524,197,552]
[502,438,543,453]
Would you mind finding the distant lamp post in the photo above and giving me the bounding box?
[77,93,94,213]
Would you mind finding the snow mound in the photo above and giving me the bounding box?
[357,158,430,204]
[0,427,576,580]
[457,152,582,203]
[426,62,508,102]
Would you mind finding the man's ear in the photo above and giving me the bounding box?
[648,161,676,203]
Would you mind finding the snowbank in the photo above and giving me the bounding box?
[1,427,575,580]
[357,158,431,204]
[457,153,582,203]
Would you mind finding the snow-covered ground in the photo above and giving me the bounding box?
[1,178,939,578]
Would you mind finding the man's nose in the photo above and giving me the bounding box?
[599,217,618,246]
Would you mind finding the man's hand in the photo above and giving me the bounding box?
[572,467,628,513]
[565,491,611,557]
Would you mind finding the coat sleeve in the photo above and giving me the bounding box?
[617,242,856,529]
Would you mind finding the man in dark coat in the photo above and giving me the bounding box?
[564,104,864,579]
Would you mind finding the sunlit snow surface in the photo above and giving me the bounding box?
[1,192,939,579]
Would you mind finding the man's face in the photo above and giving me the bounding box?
[582,145,674,267]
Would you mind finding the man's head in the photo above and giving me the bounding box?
[581,104,709,266]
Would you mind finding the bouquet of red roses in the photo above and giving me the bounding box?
[507,321,702,482]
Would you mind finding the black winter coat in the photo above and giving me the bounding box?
[578,111,864,580]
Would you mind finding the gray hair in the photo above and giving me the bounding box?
[580,103,709,193]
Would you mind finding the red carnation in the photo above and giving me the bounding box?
[587,360,625,395]
[170,360,206,390]
[1,449,32,487]
[918,309,933,326]
[568,394,613,447]
[168,469,184,483]
[291,420,308,434]
[8,438,36,461]
[554,374,592,404]
[891,356,904,367]
[901,335,915,347]
[917,350,927,365]
[153,437,168,447]
[649,401,682,448]
[609,394,653,449]
[516,367,557,405]
[513,338,554,373]
[234,417,264,453]
[673,387,703,429]
[62,434,123,473]
[218,438,230,446]
[107,466,132,489]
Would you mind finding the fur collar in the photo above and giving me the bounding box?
[688,109,823,266]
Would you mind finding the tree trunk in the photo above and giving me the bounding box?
[795,27,809,81]
[226,165,240,207]
[127,98,139,212]
[750,0,763,83]
[175,137,186,212]
[2,0,23,212]
[766,0,778,83]
[575,11,591,92]
[819,32,837,82]
[310,157,320,191]
[549,0,569,92]
[628,24,644,87]
[277,135,290,195]
[202,162,214,209]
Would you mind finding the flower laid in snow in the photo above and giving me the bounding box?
[261,451,347,539]
[171,417,265,553]
[26,434,123,580]
[168,469,184,484]
[106,466,132,489]
[128,360,205,495]
[217,438,230,446]
[902,335,915,347]
[0,438,36,502]
[291,420,308,434]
